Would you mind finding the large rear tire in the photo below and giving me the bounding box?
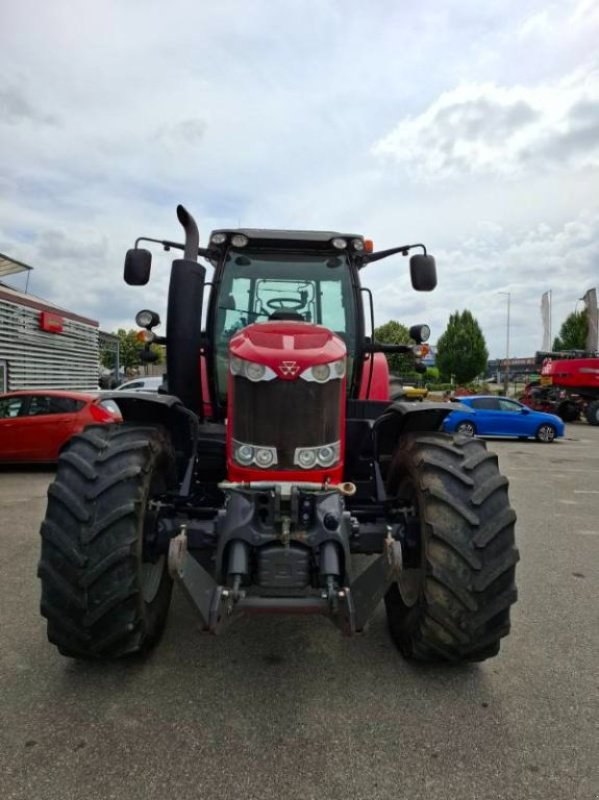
[384,433,518,662]
[585,400,599,426]
[38,424,176,659]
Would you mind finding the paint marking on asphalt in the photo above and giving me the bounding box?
[577,531,599,536]
[506,468,594,474]
[573,490,599,494]
[558,500,577,505]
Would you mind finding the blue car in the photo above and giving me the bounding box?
[443,395,565,442]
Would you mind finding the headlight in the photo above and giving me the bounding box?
[235,443,254,466]
[317,445,337,467]
[331,237,347,249]
[294,441,340,469]
[231,234,249,248]
[297,449,317,469]
[135,309,160,329]
[255,448,276,468]
[233,440,278,468]
[210,233,227,245]
[300,357,346,383]
[230,357,277,382]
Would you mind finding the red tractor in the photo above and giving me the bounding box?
[38,206,518,662]
[520,351,599,425]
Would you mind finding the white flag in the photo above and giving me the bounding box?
[540,291,551,351]
[583,288,598,352]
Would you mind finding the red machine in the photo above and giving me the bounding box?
[38,205,519,665]
[520,351,599,424]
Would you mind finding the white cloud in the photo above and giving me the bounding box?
[370,210,599,357]
[0,0,597,361]
[373,67,599,179]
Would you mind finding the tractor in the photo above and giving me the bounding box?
[38,206,519,662]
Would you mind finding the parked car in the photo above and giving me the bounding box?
[116,376,162,392]
[0,391,122,463]
[443,395,565,442]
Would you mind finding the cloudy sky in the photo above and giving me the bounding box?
[1,0,598,357]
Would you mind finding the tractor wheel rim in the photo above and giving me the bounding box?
[142,556,165,603]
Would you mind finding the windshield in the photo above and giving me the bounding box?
[213,251,357,401]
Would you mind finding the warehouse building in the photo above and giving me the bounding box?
[0,254,99,393]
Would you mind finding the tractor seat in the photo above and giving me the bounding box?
[268,311,305,321]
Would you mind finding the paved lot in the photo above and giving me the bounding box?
[1,427,598,800]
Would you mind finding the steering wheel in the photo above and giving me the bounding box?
[266,297,305,310]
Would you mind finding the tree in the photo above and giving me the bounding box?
[552,309,588,351]
[373,320,413,375]
[436,310,488,384]
[101,329,163,371]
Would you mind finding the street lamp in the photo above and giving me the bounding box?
[499,291,511,395]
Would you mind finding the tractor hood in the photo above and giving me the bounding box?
[229,321,346,379]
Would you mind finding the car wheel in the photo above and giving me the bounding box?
[456,421,476,437]
[536,424,556,443]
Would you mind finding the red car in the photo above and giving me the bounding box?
[0,390,121,463]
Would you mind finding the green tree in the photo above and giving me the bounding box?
[101,329,163,371]
[552,309,588,351]
[373,320,413,375]
[436,310,488,384]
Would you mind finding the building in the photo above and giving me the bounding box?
[0,253,99,393]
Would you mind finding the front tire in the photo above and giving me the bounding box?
[38,424,176,659]
[384,433,519,662]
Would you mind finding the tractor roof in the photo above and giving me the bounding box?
[210,228,364,245]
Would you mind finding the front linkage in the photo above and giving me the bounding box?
[163,481,405,636]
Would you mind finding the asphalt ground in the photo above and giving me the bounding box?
[1,426,598,800]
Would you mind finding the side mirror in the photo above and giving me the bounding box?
[124,248,152,285]
[521,408,530,414]
[410,254,437,291]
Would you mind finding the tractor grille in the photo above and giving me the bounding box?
[232,376,341,468]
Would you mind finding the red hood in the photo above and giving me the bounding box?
[229,321,346,380]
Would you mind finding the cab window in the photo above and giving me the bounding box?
[213,252,356,401]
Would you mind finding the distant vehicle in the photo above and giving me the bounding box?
[116,376,162,392]
[0,390,122,463]
[389,376,428,401]
[443,395,565,442]
[519,351,599,425]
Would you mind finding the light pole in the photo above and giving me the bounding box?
[499,292,511,395]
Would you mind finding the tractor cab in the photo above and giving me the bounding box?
[206,230,364,410]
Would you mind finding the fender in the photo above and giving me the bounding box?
[373,401,462,462]
[101,392,199,489]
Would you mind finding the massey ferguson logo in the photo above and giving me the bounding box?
[279,361,300,377]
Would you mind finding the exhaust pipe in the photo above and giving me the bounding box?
[176,204,199,261]
[166,205,205,416]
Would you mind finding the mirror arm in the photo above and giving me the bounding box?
[369,342,415,354]
[357,242,427,268]
[133,237,216,260]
